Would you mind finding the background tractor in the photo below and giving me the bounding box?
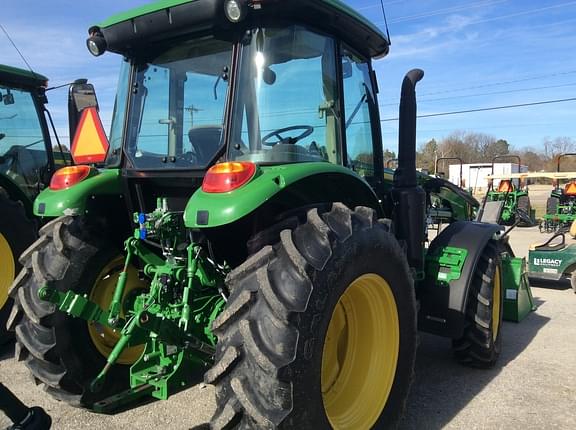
[484,154,533,226]
[9,1,530,428]
[0,64,73,344]
[541,153,576,233]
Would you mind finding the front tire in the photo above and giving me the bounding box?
[453,241,503,368]
[9,216,145,407]
[206,204,417,429]
[0,191,36,345]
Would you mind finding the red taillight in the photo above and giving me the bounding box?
[49,165,92,190]
[202,162,256,193]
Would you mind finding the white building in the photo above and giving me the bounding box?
[447,162,528,192]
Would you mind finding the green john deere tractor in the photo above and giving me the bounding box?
[540,153,576,233]
[484,155,533,226]
[9,1,530,428]
[0,64,74,344]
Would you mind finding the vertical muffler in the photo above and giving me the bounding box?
[392,69,426,272]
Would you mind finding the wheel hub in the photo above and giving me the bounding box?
[87,256,147,364]
[321,273,400,429]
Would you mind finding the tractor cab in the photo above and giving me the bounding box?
[483,154,532,226]
[0,65,57,210]
[67,0,389,229]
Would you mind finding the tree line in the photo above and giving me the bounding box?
[403,131,576,173]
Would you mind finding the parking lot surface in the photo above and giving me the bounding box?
[1,225,575,429]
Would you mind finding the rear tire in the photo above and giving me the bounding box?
[9,216,141,407]
[0,191,37,345]
[516,195,532,227]
[453,241,503,368]
[206,204,417,429]
[546,196,559,215]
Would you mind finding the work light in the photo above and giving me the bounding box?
[224,0,247,22]
[86,31,107,57]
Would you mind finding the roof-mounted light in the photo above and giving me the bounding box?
[224,0,247,23]
[86,29,107,57]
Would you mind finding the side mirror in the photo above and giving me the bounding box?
[2,90,14,105]
[68,80,99,144]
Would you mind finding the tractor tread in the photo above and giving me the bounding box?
[15,319,56,360]
[231,376,274,428]
[453,241,502,368]
[11,215,130,407]
[211,398,242,430]
[211,290,256,333]
[25,356,66,387]
[204,346,241,385]
[18,283,54,324]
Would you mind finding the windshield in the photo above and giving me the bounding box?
[125,37,233,169]
[229,26,340,164]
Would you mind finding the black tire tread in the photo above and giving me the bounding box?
[516,195,532,226]
[10,215,127,406]
[452,241,503,368]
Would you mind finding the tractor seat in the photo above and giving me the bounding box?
[188,126,222,164]
[529,232,566,252]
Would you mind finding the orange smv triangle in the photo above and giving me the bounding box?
[70,107,109,164]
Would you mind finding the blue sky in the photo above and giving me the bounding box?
[1,0,575,155]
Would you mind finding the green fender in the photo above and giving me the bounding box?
[34,168,122,217]
[185,162,382,228]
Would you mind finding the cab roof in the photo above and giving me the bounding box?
[0,64,48,90]
[94,0,390,59]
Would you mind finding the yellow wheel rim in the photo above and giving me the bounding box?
[0,233,15,309]
[322,274,399,429]
[492,265,501,341]
[87,256,146,364]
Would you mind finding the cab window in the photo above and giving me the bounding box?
[341,47,375,178]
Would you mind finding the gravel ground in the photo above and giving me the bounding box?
[1,225,575,429]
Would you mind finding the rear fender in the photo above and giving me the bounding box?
[34,168,122,217]
[185,163,382,228]
[419,221,503,338]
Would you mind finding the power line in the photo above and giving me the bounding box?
[414,70,576,98]
[379,81,576,107]
[381,97,576,122]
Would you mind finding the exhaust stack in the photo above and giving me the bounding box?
[392,69,426,272]
[394,68,424,188]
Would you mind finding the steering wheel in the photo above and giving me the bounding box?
[262,125,313,147]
